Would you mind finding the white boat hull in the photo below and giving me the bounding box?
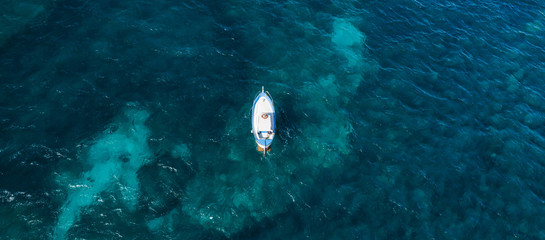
[252,87,275,151]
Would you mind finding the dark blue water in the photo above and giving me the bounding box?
[1,0,545,239]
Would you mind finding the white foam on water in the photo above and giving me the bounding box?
[53,108,151,239]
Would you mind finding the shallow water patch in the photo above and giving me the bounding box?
[53,108,152,239]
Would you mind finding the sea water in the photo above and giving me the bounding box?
[1,0,545,239]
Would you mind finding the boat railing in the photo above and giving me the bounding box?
[253,88,274,104]
[265,91,274,103]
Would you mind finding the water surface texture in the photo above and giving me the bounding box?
[1,0,545,239]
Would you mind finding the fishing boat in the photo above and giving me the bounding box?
[251,86,276,152]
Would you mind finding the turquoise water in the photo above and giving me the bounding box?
[1,0,545,239]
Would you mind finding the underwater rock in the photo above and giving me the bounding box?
[53,108,152,239]
[331,18,366,67]
[0,0,50,47]
[332,18,366,47]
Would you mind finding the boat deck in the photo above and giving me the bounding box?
[252,92,275,149]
